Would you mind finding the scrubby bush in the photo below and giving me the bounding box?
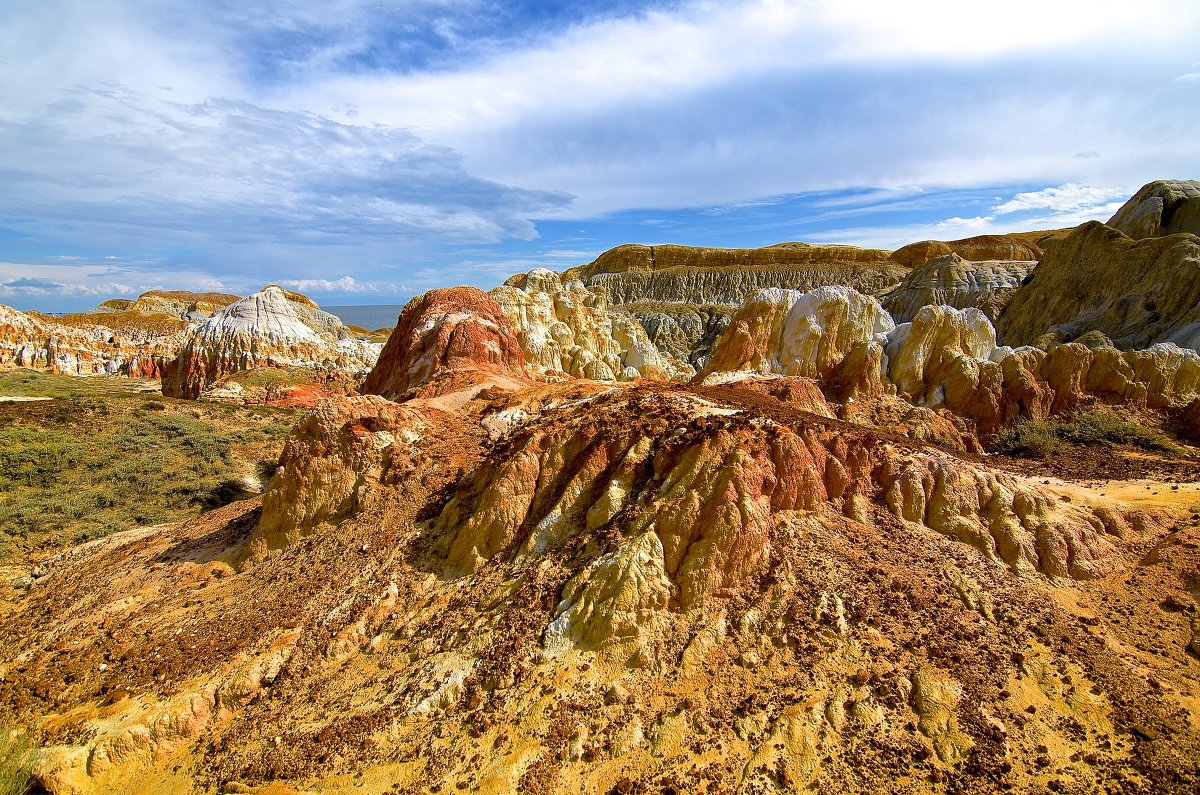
[1059,410,1178,452]
[996,409,1180,458]
[996,419,1063,458]
[0,724,32,795]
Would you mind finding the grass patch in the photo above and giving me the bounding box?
[0,369,298,558]
[0,722,32,795]
[997,409,1181,458]
[1057,411,1178,450]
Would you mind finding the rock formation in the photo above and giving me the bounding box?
[997,219,1200,349]
[627,301,734,370]
[88,289,241,322]
[502,242,907,374]
[889,234,1042,267]
[5,365,1198,793]
[553,242,905,308]
[701,284,1200,442]
[161,286,381,400]
[701,285,895,381]
[498,235,1043,377]
[361,286,528,400]
[1107,179,1200,239]
[0,303,183,377]
[882,254,1034,323]
[490,272,693,381]
[8,180,1200,795]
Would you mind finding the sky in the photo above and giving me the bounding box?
[1,0,1197,312]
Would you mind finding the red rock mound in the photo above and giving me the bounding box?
[362,286,528,400]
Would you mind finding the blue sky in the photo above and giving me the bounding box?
[1,0,1197,312]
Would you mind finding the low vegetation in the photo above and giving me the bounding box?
[0,722,31,795]
[0,370,297,560]
[997,408,1181,458]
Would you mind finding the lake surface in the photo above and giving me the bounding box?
[323,305,406,330]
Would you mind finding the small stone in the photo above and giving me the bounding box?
[604,683,629,706]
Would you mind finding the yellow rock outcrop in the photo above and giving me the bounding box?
[996,220,1200,349]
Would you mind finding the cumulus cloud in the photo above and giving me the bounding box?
[992,184,1128,215]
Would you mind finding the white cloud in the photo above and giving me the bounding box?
[992,183,1127,215]
[310,0,1190,135]
[0,89,570,247]
[278,275,409,295]
[805,181,1138,249]
[0,261,230,304]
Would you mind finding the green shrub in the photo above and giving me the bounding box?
[1059,410,1179,452]
[996,409,1181,458]
[996,419,1063,458]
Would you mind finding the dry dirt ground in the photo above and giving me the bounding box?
[2,378,1199,794]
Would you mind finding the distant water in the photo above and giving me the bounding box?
[324,304,406,330]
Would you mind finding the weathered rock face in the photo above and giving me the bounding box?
[882,254,1034,324]
[996,220,1200,350]
[490,276,693,381]
[538,242,906,308]
[439,386,1121,602]
[92,289,241,321]
[1107,179,1200,239]
[624,302,734,370]
[198,367,362,408]
[246,395,428,560]
[361,286,528,400]
[162,286,381,400]
[12,184,1200,795]
[501,243,906,374]
[700,285,895,381]
[0,303,183,377]
[885,305,1004,404]
[702,286,1200,442]
[890,234,1042,267]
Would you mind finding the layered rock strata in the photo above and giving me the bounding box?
[361,286,529,400]
[5,369,1196,794]
[162,286,381,400]
[539,242,906,308]
[8,180,1200,795]
[89,289,241,322]
[997,220,1200,350]
[882,254,1035,323]
[701,285,1200,441]
[490,273,693,381]
[0,303,183,377]
[889,234,1042,267]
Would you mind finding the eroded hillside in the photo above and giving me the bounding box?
[3,180,1200,794]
